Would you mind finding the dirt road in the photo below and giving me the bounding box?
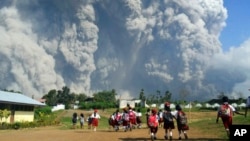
[0,125,226,141]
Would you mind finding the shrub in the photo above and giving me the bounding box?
[12,122,21,129]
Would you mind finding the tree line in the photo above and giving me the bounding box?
[42,86,118,109]
[41,87,173,109]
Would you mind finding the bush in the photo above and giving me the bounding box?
[34,106,52,119]
[12,122,21,129]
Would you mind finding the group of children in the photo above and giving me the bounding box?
[70,95,249,140]
[147,95,250,140]
[147,102,189,141]
[109,107,142,132]
[72,109,101,131]
[106,103,189,140]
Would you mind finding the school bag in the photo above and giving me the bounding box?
[128,110,135,119]
[219,104,231,117]
[148,115,158,127]
[177,111,187,125]
[163,111,174,123]
[122,113,129,121]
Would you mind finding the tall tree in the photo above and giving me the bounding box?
[57,86,73,109]
[93,89,116,103]
[42,89,58,106]
[77,93,87,102]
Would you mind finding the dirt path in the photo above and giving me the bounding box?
[0,125,226,141]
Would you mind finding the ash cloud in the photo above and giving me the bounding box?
[0,0,249,101]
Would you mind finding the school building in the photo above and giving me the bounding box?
[0,90,45,123]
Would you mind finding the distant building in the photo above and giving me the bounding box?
[0,90,45,123]
[51,104,65,112]
[119,99,137,109]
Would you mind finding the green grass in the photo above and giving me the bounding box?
[188,109,249,140]
[55,108,250,140]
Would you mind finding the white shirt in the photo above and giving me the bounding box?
[136,112,142,117]
[217,103,236,112]
[91,113,101,119]
[171,110,178,119]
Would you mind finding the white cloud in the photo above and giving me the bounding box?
[2,0,249,101]
[208,39,250,98]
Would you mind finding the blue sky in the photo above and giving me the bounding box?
[220,0,250,51]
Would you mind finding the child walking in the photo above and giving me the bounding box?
[163,102,175,140]
[72,112,78,129]
[148,108,159,141]
[79,113,84,129]
[174,104,189,140]
[87,114,92,129]
[91,109,101,131]
[216,96,244,137]
[136,109,142,129]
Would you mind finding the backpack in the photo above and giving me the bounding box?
[163,111,173,123]
[219,104,231,117]
[122,113,129,121]
[177,111,187,125]
[148,115,158,127]
[128,110,135,119]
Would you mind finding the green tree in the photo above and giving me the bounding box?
[42,89,58,106]
[0,110,3,123]
[77,93,87,102]
[93,89,116,103]
[57,86,74,109]
[0,109,11,123]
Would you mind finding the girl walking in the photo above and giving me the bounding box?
[79,113,84,129]
[91,109,101,131]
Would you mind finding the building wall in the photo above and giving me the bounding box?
[119,99,135,109]
[0,117,10,123]
[0,111,34,123]
[14,111,34,122]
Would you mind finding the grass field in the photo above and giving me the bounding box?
[57,108,250,140]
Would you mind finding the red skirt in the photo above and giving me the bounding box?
[92,118,99,126]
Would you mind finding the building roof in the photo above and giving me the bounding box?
[0,90,45,106]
